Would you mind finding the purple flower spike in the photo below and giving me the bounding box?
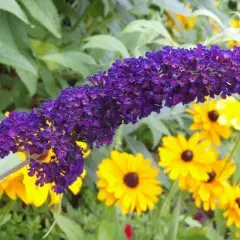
[1,45,240,193]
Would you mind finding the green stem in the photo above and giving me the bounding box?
[158,181,177,217]
[219,132,240,177]
[43,196,62,239]
[113,125,123,150]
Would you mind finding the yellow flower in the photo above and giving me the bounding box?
[217,97,240,130]
[187,99,232,146]
[227,19,240,48]
[0,141,88,206]
[76,141,91,158]
[159,133,217,182]
[223,185,240,228]
[209,19,220,34]
[228,40,240,49]
[0,169,28,204]
[174,14,197,30]
[191,157,235,211]
[22,168,86,207]
[231,18,240,29]
[97,151,162,215]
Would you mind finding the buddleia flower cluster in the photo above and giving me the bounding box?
[1,45,240,193]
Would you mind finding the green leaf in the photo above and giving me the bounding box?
[180,234,210,240]
[82,35,129,57]
[122,19,174,43]
[98,208,117,240]
[0,112,4,121]
[0,42,37,75]
[167,193,182,240]
[41,51,95,77]
[192,9,224,29]
[147,116,170,134]
[0,90,14,111]
[0,0,30,24]
[153,0,192,16]
[0,201,15,227]
[16,68,38,96]
[39,66,59,98]
[41,51,96,65]
[54,213,84,240]
[20,0,61,38]
[124,135,153,159]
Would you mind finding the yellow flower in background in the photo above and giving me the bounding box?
[191,157,235,211]
[0,169,28,204]
[0,141,89,206]
[223,185,240,228]
[174,14,197,30]
[217,97,240,130]
[228,18,240,48]
[230,18,240,29]
[97,151,162,215]
[187,99,232,146]
[166,10,197,32]
[209,19,220,34]
[159,133,217,182]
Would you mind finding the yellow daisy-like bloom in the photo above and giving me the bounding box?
[0,141,88,207]
[223,185,240,228]
[187,99,232,146]
[191,157,235,211]
[97,151,163,215]
[0,168,28,204]
[217,96,240,130]
[159,133,217,181]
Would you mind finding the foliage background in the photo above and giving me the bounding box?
[0,0,240,239]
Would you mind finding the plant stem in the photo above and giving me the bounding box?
[219,132,240,177]
[158,181,177,217]
[0,152,46,181]
[0,160,30,181]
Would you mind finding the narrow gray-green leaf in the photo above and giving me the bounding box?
[41,51,92,77]
[124,136,152,159]
[0,0,30,24]
[20,0,61,38]
[54,213,84,240]
[16,68,38,96]
[192,9,224,29]
[0,42,37,75]
[167,193,182,240]
[146,115,170,136]
[123,20,174,43]
[41,51,96,65]
[82,35,129,57]
[0,201,15,227]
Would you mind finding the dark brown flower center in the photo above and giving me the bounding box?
[206,171,216,183]
[208,110,219,122]
[123,172,139,188]
[181,150,193,162]
[236,198,240,208]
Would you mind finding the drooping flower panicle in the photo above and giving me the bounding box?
[1,45,240,193]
